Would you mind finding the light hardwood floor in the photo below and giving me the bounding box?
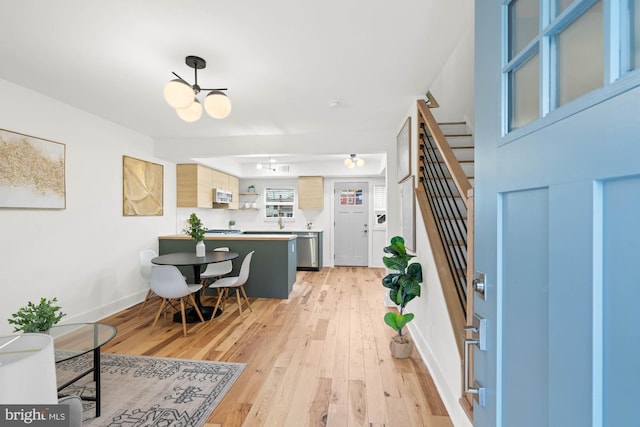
[100,267,453,427]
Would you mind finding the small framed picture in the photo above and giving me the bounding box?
[397,117,411,183]
[401,175,415,252]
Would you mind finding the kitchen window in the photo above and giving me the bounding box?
[374,184,387,227]
[264,187,295,219]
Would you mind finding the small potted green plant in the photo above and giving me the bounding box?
[228,220,236,229]
[8,297,66,333]
[248,185,255,193]
[382,236,423,358]
[183,213,207,256]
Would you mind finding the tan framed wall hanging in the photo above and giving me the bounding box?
[0,128,66,209]
[122,155,163,216]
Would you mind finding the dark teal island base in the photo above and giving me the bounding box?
[158,235,297,299]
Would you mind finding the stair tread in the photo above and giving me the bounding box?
[432,159,474,163]
[429,194,463,199]
[422,145,474,150]
[421,174,475,179]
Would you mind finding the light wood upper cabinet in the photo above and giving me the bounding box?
[298,176,324,210]
[228,175,239,210]
[177,164,239,209]
[212,169,229,191]
[177,164,214,208]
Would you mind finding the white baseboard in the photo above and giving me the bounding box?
[408,323,473,427]
[62,291,147,325]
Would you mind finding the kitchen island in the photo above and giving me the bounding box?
[158,234,296,299]
[242,229,323,271]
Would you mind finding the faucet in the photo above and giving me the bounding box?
[278,215,284,230]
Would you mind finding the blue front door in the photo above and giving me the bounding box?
[473,1,640,426]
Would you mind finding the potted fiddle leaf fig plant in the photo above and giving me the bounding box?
[382,236,423,358]
[183,213,207,256]
[8,297,66,333]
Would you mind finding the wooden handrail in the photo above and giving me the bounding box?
[416,99,475,421]
[417,100,472,208]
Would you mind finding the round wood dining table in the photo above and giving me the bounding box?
[151,251,238,322]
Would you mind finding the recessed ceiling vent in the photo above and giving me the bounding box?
[277,165,290,173]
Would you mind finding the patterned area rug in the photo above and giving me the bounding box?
[55,353,245,426]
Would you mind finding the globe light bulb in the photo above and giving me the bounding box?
[164,79,194,109]
[204,91,232,119]
[176,98,202,122]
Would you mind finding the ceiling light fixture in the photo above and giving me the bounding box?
[344,154,365,168]
[163,56,231,122]
[256,156,277,171]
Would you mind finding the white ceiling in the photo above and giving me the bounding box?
[0,0,472,178]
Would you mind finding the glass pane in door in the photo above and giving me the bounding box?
[509,0,540,60]
[509,53,540,130]
[555,1,603,107]
[555,0,574,16]
[339,189,363,206]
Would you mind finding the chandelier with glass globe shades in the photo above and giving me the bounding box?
[344,154,365,168]
[163,55,231,122]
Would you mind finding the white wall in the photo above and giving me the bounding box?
[387,21,475,426]
[428,24,476,131]
[389,101,472,427]
[0,79,177,335]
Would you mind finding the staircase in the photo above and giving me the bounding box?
[415,100,475,359]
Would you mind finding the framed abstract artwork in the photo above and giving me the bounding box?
[401,175,416,252]
[0,128,66,209]
[397,116,411,183]
[122,156,163,216]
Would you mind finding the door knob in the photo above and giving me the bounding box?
[473,272,487,300]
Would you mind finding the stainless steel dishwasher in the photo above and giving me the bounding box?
[295,232,319,270]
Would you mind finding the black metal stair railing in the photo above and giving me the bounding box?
[418,122,468,317]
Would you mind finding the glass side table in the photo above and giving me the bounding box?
[50,323,117,417]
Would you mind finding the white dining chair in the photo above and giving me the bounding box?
[208,251,254,321]
[149,265,204,337]
[200,247,233,287]
[137,249,158,317]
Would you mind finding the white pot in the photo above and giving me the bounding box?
[196,240,206,257]
[389,335,412,358]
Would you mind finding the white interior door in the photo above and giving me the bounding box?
[334,182,368,266]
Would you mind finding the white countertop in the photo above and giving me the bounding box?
[242,228,323,233]
[159,234,296,241]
